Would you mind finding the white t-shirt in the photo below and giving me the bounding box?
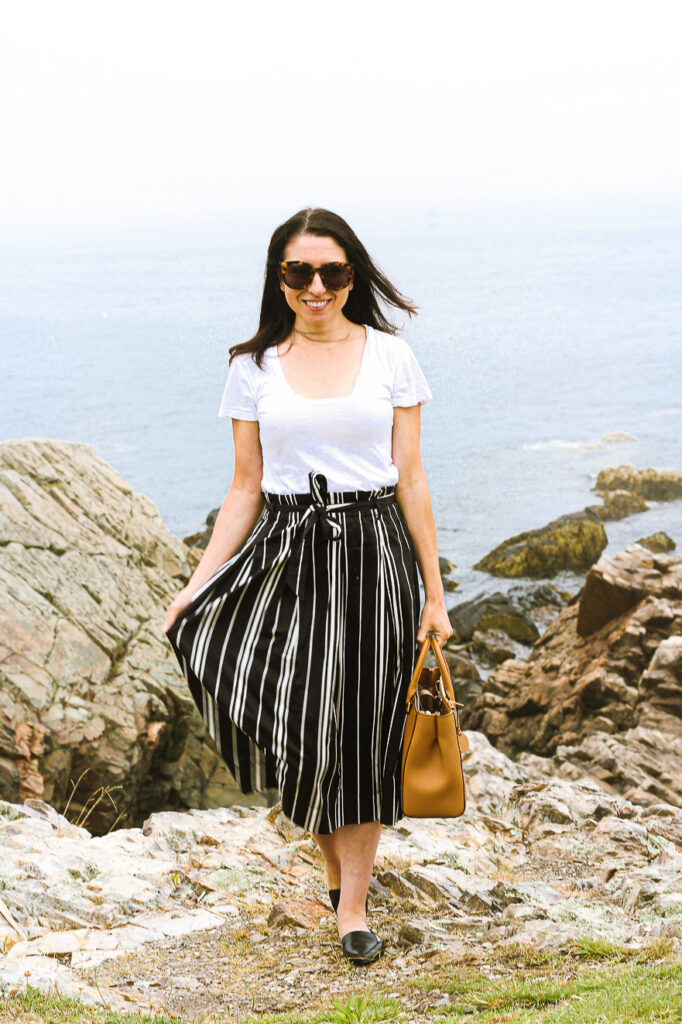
[218,324,433,494]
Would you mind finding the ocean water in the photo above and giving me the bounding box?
[2,205,681,604]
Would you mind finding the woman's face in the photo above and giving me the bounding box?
[280,233,353,328]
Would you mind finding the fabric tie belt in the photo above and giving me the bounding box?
[263,470,397,595]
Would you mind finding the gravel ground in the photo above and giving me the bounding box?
[89,896,500,1021]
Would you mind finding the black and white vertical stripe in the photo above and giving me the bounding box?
[166,470,420,835]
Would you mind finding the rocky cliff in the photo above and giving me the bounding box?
[0,439,255,834]
[466,544,682,808]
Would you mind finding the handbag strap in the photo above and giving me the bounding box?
[405,631,457,710]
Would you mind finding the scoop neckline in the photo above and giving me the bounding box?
[272,325,371,403]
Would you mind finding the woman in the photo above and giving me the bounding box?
[164,208,452,966]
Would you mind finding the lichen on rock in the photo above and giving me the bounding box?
[473,509,607,578]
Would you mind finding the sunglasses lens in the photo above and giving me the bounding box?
[320,263,352,289]
[281,262,353,290]
[282,263,313,288]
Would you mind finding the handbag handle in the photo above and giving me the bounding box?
[405,631,457,710]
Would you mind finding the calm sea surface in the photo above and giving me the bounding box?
[2,205,681,603]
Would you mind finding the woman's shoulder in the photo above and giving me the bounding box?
[365,325,432,405]
[228,347,272,376]
[366,325,414,364]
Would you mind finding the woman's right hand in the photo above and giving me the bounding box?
[163,586,197,634]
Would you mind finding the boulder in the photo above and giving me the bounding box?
[439,556,457,575]
[587,489,649,521]
[507,582,568,614]
[594,464,682,501]
[440,649,482,704]
[637,532,676,554]
[182,507,219,549]
[442,648,480,681]
[506,581,570,632]
[0,439,255,835]
[599,432,638,444]
[438,556,458,593]
[470,629,533,667]
[267,898,329,930]
[576,545,649,637]
[465,545,682,806]
[473,510,607,578]
[447,592,539,645]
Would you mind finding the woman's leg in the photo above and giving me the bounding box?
[334,821,382,937]
[311,830,341,889]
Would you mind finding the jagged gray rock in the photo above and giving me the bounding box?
[466,544,682,807]
[0,734,680,1018]
[0,439,256,834]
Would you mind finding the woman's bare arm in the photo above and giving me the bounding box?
[164,419,265,632]
[392,405,453,645]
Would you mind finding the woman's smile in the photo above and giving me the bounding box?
[281,233,352,331]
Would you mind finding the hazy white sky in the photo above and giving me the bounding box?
[1,0,681,231]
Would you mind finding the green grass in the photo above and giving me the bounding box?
[437,961,682,1021]
[0,986,392,1024]
[0,987,179,1023]
[566,935,672,962]
[406,942,682,1023]
[250,995,404,1023]
[1,953,681,1024]
[491,935,674,968]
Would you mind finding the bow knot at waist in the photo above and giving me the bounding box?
[263,472,397,594]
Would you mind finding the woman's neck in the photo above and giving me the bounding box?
[291,314,354,345]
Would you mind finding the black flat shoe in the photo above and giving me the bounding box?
[328,889,369,915]
[340,929,384,965]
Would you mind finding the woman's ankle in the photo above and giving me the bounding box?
[336,907,368,938]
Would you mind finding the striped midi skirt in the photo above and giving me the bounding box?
[166,470,421,834]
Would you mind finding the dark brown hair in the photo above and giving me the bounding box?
[229,207,418,367]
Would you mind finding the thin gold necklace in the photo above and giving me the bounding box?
[292,324,353,346]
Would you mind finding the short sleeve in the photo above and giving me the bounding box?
[391,339,433,407]
[218,354,258,420]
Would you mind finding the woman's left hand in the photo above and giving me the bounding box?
[417,596,454,646]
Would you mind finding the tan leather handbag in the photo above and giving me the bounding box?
[401,632,469,818]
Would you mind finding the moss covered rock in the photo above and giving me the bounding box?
[473,510,607,578]
[447,592,539,645]
[588,489,649,521]
[636,532,676,553]
[594,465,682,501]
